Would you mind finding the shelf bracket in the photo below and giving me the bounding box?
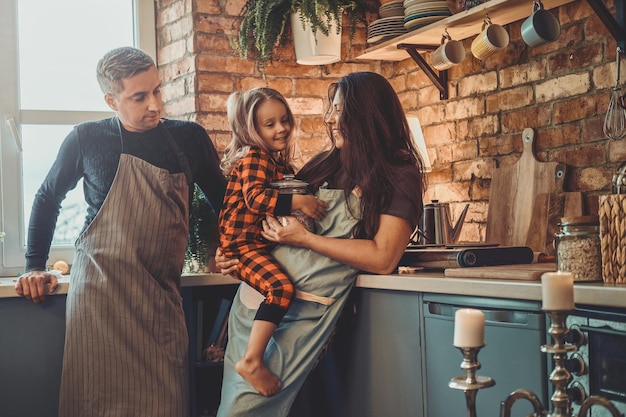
[586,0,626,49]
[398,43,449,100]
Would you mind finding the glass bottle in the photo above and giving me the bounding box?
[555,215,602,281]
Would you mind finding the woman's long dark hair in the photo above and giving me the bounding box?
[299,72,426,239]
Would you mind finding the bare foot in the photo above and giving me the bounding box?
[236,357,281,396]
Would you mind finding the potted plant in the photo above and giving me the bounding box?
[184,185,219,273]
[232,0,372,69]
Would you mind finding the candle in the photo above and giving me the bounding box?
[541,271,575,311]
[453,308,485,348]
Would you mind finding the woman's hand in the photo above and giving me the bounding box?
[214,247,239,275]
[261,215,310,246]
[15,270,59,304]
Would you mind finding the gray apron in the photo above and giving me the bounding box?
[217,187,360,417]
[59,132,191,416]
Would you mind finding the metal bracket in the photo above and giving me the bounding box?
[398,43,449,100]
[586,0,626,49]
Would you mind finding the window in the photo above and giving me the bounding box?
[0,0,156,274]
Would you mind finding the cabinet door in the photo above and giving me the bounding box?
[340,288,425,417]
[423,295,548,417]
[184,285,238,417]
[0,295,66,417]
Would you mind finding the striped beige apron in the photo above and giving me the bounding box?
[59,149,191,417]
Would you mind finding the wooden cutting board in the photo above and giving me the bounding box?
[444,263,557,280]
[486,128,566,253]
[525,191,584,255]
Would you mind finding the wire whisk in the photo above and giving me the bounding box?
[604,47,626,140]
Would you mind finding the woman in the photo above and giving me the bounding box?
[215,72,426,416]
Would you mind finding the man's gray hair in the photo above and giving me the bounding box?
[96,47,155,95]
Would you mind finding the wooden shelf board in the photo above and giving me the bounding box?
[358,0,576,61]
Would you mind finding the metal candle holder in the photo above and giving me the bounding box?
[498,309,622,417]
[448,344,495,417]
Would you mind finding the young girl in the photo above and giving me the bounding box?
[218,87,329,396]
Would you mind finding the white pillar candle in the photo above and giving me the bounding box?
[453,308,485,348]
[541,271,575,311]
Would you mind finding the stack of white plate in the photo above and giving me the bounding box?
[367,15,407,44]
[403,0,451,32]
[379,0,405,18]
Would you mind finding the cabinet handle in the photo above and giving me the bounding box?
[427,303,534,325]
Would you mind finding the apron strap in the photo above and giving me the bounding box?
[295,290,336,306]
[159,122,193,186]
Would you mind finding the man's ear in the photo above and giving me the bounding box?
[105,94,118,111]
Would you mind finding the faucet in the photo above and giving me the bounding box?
[577,396,623,417]
[500,388,547,417]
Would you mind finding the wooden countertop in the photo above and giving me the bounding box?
[2,271,624,309]
[0,273,239,299]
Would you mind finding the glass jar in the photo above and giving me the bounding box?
[270,174,315,232]
[555,215,602,281]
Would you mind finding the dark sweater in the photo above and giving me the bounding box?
[25,117,226,272]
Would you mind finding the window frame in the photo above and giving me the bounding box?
[0,0,156,275]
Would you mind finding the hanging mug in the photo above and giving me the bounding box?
[431,31,466,71]
[521,0,561,47]
[471,16,509,60]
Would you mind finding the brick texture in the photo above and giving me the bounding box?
[155,0,624,242]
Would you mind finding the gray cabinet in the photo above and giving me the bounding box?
[0,295,66,417]
[339,288,425,417]
[337,290,550,417]
[422,294,548,417]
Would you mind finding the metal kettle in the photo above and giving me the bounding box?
[416,200,469,245]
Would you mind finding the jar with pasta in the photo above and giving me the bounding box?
[555,215,602,281]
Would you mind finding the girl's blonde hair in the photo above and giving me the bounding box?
[221,87,297,175]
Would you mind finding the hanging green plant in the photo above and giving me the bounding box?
[232,0,372,70]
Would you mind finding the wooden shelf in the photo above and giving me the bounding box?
[357,0,577,61]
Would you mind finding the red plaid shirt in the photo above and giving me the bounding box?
[219,148,293,256]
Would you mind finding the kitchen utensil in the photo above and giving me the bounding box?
[613,161,626,193]
[525,188,583,256]
[486,128,566,252]
[415,200,469,245]
[399,245,533,269]
[444,263,557,280]
[603,47,626,140]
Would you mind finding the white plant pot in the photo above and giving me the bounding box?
[290,12,342,65]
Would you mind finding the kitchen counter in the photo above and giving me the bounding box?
[2,269,625,417]
[2,270,624,308]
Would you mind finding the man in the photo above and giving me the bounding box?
[15,46,226,417]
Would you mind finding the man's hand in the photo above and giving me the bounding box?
[215,248,238,275]
[15,270,59,304]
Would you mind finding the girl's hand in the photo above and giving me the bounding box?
[214,247,239,275]
[291,194,329,220]
[261,215,310,247]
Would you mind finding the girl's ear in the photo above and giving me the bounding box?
[105,94,118,111]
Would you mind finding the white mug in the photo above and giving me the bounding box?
[471,20,509,60]
[521,0,561,47]
[431,39,466,71]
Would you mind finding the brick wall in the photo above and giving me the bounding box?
[155,0,624,242]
